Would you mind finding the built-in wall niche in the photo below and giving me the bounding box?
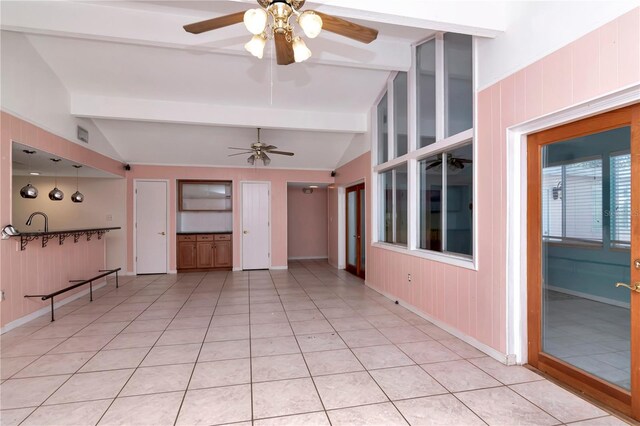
[11,141,123,232]
[178,180,232,211]
[177,180,233,234]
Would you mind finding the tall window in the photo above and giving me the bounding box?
[610,152,631,247]
[379,165,407,245]
[542,158,603,243]
[374,32,474,265]
[377,93,388,164]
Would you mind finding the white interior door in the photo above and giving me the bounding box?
[136,180,168,274]
[242,182,270,270]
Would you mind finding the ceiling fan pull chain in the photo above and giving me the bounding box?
[270,39,274,105]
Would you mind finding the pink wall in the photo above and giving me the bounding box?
[126,166,334,271]
[287,187,328,259]
[0,112,124,328]
[328,152,371,269]
[347,8,640,355]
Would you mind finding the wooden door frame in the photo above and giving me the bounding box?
[526,104,639,418]
[346,183,366,279]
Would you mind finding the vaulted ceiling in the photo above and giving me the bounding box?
[1,0,506,169]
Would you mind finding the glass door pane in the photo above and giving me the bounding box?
[541,126,631,390]
[347,190,357,267]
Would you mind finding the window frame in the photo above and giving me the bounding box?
[541,155,605,247]
[371,33,477,271]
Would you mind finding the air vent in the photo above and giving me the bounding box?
[77,126,89,143]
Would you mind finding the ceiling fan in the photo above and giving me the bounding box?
[424,154,472,171]
[183,0,378,65]
[228,128,294,166]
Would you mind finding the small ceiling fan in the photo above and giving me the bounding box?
[183,0,378,65]
[228,128,294,166]
[424,154,472,171]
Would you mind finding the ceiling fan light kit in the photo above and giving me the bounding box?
[184,0,378,66]
[230,128,294,166]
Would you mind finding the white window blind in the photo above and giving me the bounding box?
[610,153,631,246]
[542,166,563,238]
[542,159,603,243]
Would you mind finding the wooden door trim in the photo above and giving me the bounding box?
[631,106,640,417]
[346,183,366,279]
[527,103,639,419]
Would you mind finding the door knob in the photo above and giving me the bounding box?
[615,282,640,293]
[243,230,248,234]
[158,232,166,235]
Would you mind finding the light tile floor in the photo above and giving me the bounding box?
[0,260,631,425]
[543,290,631,389]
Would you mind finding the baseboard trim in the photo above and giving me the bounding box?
[270,266,288,270]
[547,285,630,309]
[365,281,514,365]
[1,279,109,334]
[287,256,329,261]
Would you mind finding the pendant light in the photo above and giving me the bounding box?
[71,165,84,203]
[48,158,64,201]
[19,150,39,199]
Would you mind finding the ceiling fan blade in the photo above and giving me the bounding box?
[262,145,278,150]
[314,12,378,44]
[228,147,254,151]
[228,152,252,157]
[274,31,295,65]
[269,150,295,156]
[425,161,442,170]
[183,11,245,34]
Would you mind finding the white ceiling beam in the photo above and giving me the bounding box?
[226,0,506,37]
[0,0,410,71]
[70,95,367,133]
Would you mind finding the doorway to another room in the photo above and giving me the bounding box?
[241,181,271,270]
[527,104,639,420]
[346,183,365,279]
[135,180,168,274]
[286,183,329,263]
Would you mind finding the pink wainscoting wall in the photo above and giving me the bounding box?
[287,187,328,259]
[356,8,640,355]
[327,152,371,270]
[126,166,334,272]
[0,112,125,328]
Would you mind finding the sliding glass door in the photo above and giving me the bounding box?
[528,104,639,419]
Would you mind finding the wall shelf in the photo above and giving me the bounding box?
[8,227,121,251]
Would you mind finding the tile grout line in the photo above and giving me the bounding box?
[171,271,227,426]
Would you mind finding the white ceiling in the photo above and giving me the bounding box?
[91,120,357,169]
[1,0,506,169]
[12,142,120,178]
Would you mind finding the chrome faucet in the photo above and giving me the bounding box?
[26,211,48,232]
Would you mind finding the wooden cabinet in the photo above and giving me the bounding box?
[177,241,197,269]
[177,233,232,270]
[196,241,214,268]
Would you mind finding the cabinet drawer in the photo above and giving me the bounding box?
[177,235,196,242]
[196,235,214,241]
[214,234,231,241]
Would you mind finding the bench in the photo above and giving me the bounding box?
[24,268,121,322]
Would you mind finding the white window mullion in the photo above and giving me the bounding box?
[435,33,445,142]
[408,158,418,250]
